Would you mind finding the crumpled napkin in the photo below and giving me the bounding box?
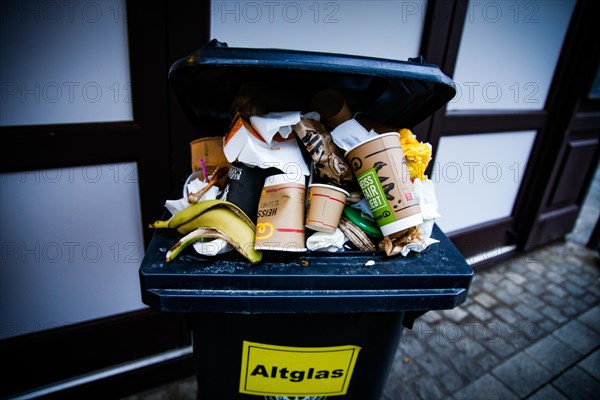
[182,174,220,200]
[414,178,440,221]
[306,228,346,252]
[330,118,377,151]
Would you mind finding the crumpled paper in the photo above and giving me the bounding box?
[349,198,374,219]
[223,112,310,176]
[329,118,377,152]
[293,118,353,186]
[414,178,440,239]
[380,229,439,257]
[250,111,299,143]
[306,228,347,252]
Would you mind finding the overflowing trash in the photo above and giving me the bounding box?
[150,89,441,264]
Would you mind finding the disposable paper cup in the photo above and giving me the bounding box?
[345,132,422,236]
[182,165,217,198]
[255,173,307,252]
[309,89,352,128]
[218,162,279,224]
[190,136,229,172]
[305,184,349,233]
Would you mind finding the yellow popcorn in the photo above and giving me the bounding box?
[399,128,432,181]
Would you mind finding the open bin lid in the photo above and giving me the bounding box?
[169,39,456,133]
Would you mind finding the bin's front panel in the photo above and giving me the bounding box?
[191,312,404,400]
[140,224,473,313]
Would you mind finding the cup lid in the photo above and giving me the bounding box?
[308,183,350,197]
[344,132,401,157]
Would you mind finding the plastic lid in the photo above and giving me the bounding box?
[343,207,383,238]
[308,183,350,197]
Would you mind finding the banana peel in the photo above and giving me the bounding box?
[166,227,262,264]
[149,199,253,232]
[150,199,261,264]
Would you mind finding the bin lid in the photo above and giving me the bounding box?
[140,224,473,314]
[169,39,456,133]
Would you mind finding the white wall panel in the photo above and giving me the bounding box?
[0,163,146,339]
[0,0,132,126]
[210,0,426,61]
[448,0,575,111]
[432,131,537,233]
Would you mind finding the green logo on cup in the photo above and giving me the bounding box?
[357,168,395,227]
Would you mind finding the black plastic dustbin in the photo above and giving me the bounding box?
[139,39,474,399]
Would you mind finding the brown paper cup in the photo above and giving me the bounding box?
[305,184,349,233]
[255,173,307,252]
[309,89,352,128]
[190,136,230,172]
[345,132,422,236]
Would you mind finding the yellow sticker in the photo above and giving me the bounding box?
[239,341,361,397]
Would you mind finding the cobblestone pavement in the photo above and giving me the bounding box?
[382,240,600,400]
[381,162,600,400]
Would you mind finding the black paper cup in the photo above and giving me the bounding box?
[218,162,280,223]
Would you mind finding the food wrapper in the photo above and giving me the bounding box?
[293,118,353,186]
[250,111,299,143]
[223,113,310,176]
[400,128,432,181]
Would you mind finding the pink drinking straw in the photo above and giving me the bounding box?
[200,158,208,182]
